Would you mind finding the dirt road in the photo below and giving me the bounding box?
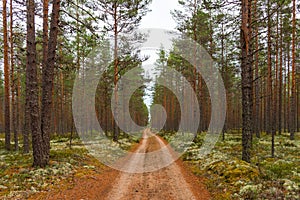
[33,129,210,200]
[106,129,209,200]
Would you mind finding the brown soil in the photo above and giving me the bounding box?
[30,129,210,200]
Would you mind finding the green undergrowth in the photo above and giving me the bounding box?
[0,132,139,199]
[160,131,300,200]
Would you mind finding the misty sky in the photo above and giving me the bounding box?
[140,0,178,30]
[140,0,180,110]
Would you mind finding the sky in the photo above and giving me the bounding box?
[140,0,178,30]
[139,0,179,110]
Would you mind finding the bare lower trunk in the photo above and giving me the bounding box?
[290,0,296,140]
[113,2,119,142]
[41,0,61,165]
[10,0,18,151]
[3,0,11,151]
[278,13,283,135]
[253,0,260,138]
[27,0,45,167]
[241,0,253,163]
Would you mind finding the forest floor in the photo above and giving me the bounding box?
[161,131,300,199]
[0,130,209,200]
[0,130,299,200]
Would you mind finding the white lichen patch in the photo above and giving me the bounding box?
[160,131,300,200]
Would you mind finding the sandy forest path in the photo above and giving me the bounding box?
[32,129,210,200]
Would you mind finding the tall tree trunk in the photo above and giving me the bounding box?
[10,0,18,150]
[290,0,296,140]
[41,0,61,165]
[287,42,291,133]
[17,68,22,151]
[260,77,264,132]
[253,0,260,138]
[241,0,253,163]
[27,0,45,167]
[113,2,119,141]
[60,70,64,135]
[271,5,279,157]
[192,0,198,132]
[3,0,11,151]
[278,13,283,135]
[274,9,279,135]
[267,0,273,136]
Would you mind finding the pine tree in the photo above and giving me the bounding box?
[26,0,45,167]
[40,0,61,166]
[98,0,152,141]
[290,0,296,140]
[2,0,11,151]
[241,0,253,163]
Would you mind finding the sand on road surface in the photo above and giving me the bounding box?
[105,129,209,200]
[31,129,210,200]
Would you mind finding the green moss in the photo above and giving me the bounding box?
[283,141,297,147]
[263,160,295,179]
[205,159,259,183]
[178,131,300,199]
